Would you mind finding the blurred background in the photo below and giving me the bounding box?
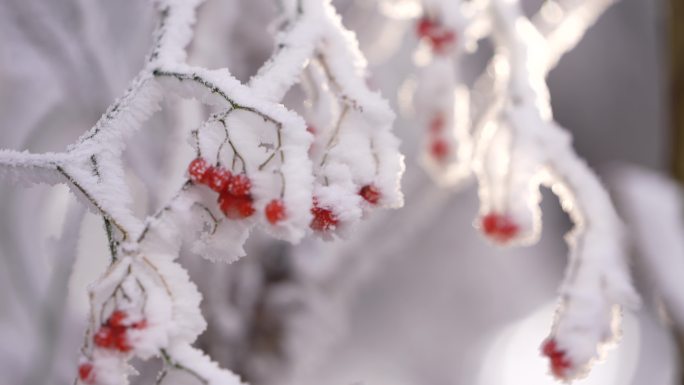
[0,0,678,385]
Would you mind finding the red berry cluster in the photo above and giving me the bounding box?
[309,185,381,233]
[416,17,456,54]
[78,361,95,384]
[426,113,450,163]
[541,338,573,379]
[218,174,255,219]
[189,158,287,224]
[310,200,338,232]
[481,212,519,244]
[93,310,146,353]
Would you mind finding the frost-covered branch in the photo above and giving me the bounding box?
[245,0,405,241]
[409,0,638,380]
[0,0,405,384]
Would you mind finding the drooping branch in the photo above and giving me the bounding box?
[0,0,406,384]
[412,0,638,380]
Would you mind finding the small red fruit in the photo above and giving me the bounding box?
[107,310,128,328]
[416,17,456,54]
[310,203,338,232]
[359,185,381,205]
[431,30,456,53]
[94,326,115,349]
[541,338,573,379]
[481,212,519,243]
[265,199,286,224]
[228,174,251,197]
[78,362,95,384]
[219,193,255,219]
[430,138,450,161]
[188,158,210,184]
[207,167,233,193]
[113,332,132,353]
[235,197,256,218]
[416,18,435,38]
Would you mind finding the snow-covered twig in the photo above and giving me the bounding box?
[250,0,405,239]
[410,0,638,380]
[0,0,404,383]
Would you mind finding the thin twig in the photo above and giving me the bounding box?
[160,349,209,385]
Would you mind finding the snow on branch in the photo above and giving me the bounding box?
[249,0,405,239]
[411,0,638,380]
[532,0,619,69]
[0,0,404,384]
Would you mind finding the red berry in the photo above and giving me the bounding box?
[107,310,128,328]
[429,114,445,133]
[359,185,381,205]
[94,326,115,349]
[228,174,251,197]
[310,202,338,231]
[416,17,456,54]
[430,138,450,161]
[541,338,573,379]
[113,331,132,353]
[93,312,140,353]
[235,197,255,218]
[218,195,236,217]
[188,158,210,184]
[481,213,519,243]
[430,30,456,53]
[78,362,95,384]
[265,199,286,224]
[207,167,233,193]
[219,193,255,219]
[542,339,558,357]
[416,18,435,38]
